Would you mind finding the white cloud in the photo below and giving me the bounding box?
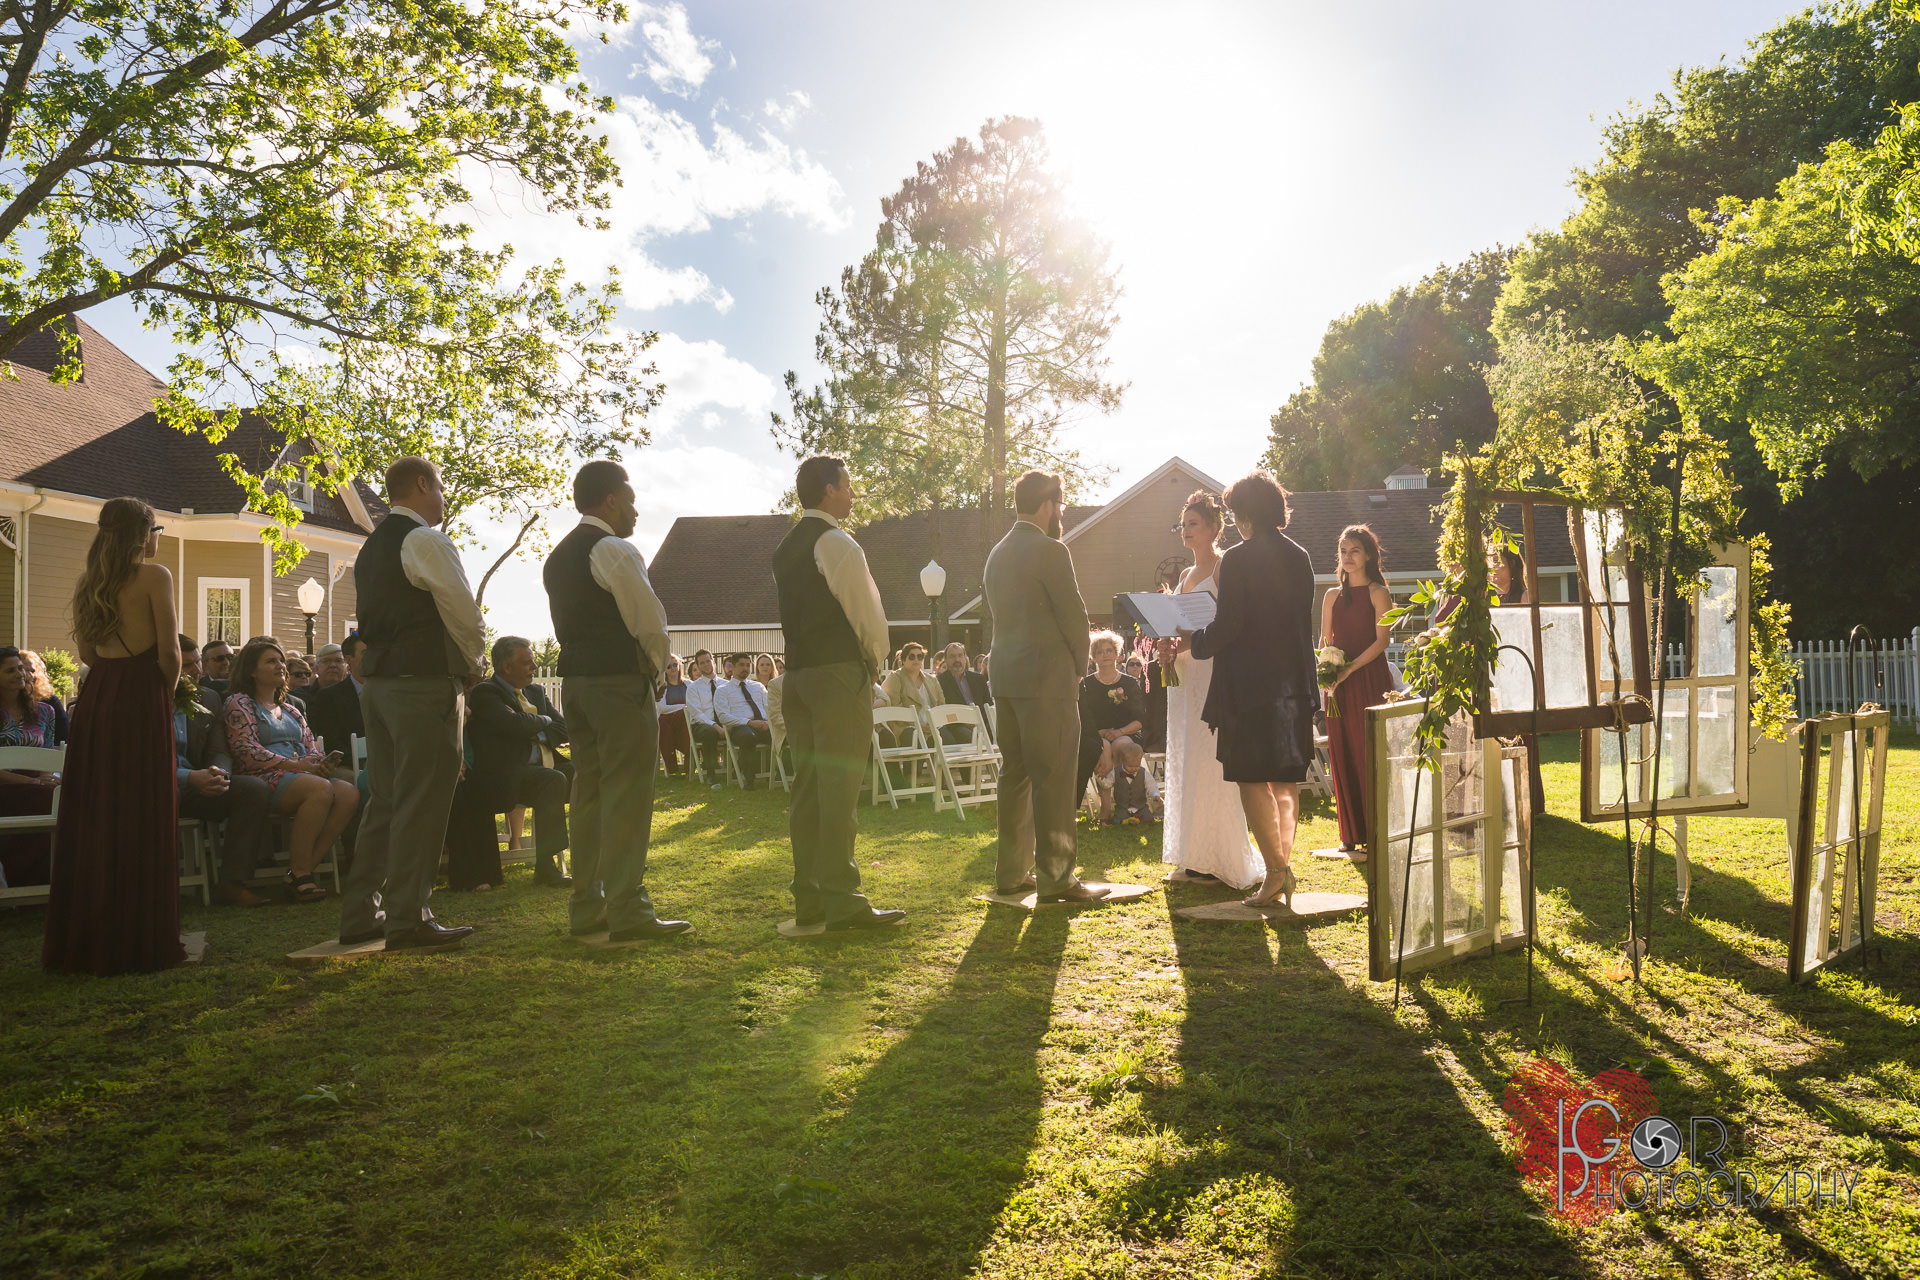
[764,90,812,130]
[643,332,779,437]
[459,93,844,313]
[630,4,719,97]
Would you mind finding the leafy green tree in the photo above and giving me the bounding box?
[879,119,1122,547]
[1265,249,1512,491]
[777,117,1123,628]
[1493,0,1920,347]
[0,0,658,571]
[1495,0,1920,636]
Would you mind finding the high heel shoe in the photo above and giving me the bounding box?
[1241,862,1298,909]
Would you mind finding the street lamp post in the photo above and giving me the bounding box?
[296,577,325,654]
[920,559,947,652]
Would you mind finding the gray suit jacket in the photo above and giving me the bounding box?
[984,519,1090,702]
[179,684,233,773]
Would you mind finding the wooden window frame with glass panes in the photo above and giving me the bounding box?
[1366,699,1532,981]
[1579,540,1751,821]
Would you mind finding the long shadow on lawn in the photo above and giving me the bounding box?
[733,905,1069,1278]
[1143,905,1592,1278]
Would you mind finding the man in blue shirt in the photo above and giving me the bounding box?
[177,635,273,907]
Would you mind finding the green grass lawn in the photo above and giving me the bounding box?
[3,734,1918,1279]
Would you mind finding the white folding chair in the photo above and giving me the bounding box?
[984,703,999,743]
[178,818,213,905]
[0,745,64,905]
[687,725,722,786]
[1304,732,1333,798]
[720,726,771,790]
[920,704,1002,820]
[770,726,792,792]
[870,708,940,809]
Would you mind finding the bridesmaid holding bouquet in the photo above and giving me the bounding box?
[1320,525,1395,855]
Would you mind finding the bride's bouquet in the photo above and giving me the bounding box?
[1315,646,1346,716]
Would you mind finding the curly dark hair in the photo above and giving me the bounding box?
[1221,471,1291,532]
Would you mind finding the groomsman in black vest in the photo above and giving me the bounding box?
[772,455,905,932]
[336,457,488,951]
[543,460,690,942]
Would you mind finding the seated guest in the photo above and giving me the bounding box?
[656,653,692,777]
[755,653,784,755]
[974,652,989,677]
[881,642,939,713]
[683,648,726,766]
[223,637,360,903]
[1108,740,1162,825]
[307,632,367,761]
[714,652,772,789]
[1077,629,1146,823]
[312,643,348,690]
[199,638,234,693]
[286,654,316,704]
[936,641,991,708]
[19,649,70,746]
[0,646,59,888]
[175,636,272,906]
[453,635,573,889]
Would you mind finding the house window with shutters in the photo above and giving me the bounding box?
[200,579,249,646]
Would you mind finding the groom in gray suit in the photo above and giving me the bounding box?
[984,469,1107,902]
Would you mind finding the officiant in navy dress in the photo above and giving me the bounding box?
[1179,470,1316,907]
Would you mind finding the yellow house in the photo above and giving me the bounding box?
[0,321,381,657]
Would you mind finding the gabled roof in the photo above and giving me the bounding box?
[0,318,383,534]
[647,459,1584,630]
[649,504,1100,628]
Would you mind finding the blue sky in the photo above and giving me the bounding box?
[109,0,1806,638]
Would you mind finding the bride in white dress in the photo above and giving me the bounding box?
[1160,492,1264,889]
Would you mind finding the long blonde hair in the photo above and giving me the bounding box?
[71,497,153,644]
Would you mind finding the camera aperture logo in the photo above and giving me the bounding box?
[1503,1059,1862,1221]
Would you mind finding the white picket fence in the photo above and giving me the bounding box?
[1662,627,1920,726]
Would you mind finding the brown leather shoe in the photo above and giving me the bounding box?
[215,882,269,908]
[1040,881,1111,903]
[996,874,1038,895]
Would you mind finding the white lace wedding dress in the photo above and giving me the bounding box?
[1161,571,1263,889]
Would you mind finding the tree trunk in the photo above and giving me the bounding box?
[474,510,541,612]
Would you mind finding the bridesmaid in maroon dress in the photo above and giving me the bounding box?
[42,497,186,976]
[1322,525,1395,854]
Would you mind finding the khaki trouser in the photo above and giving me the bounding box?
[994,695,1082,894]
[563,674,661,933]
[782,662,874,924]
[338,676,463,939]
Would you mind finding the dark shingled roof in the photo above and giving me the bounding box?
[648,471,1581,629]
[1283,490,1578,578]
[0,318,384,534]
[650,505,1099,627]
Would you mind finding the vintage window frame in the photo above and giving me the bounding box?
[1580,540,1752,822]
[1470,493,1655,739]
[1789,709,1888,983]
[1367,698,1532,982]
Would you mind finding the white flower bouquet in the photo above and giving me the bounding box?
[1316,645,1346,716]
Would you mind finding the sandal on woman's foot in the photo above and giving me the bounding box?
[284,872,327,904]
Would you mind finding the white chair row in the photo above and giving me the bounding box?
[870,703,1001,821]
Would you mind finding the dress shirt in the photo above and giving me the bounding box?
[715,677,769,728]
[685,673,721,726]
[390,505,486,676]
[801,507,889,674]
[580,515,672,679]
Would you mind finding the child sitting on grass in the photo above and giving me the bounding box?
[1108,741,1161,826]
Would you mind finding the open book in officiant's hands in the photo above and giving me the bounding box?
[1117,590,1215,640]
